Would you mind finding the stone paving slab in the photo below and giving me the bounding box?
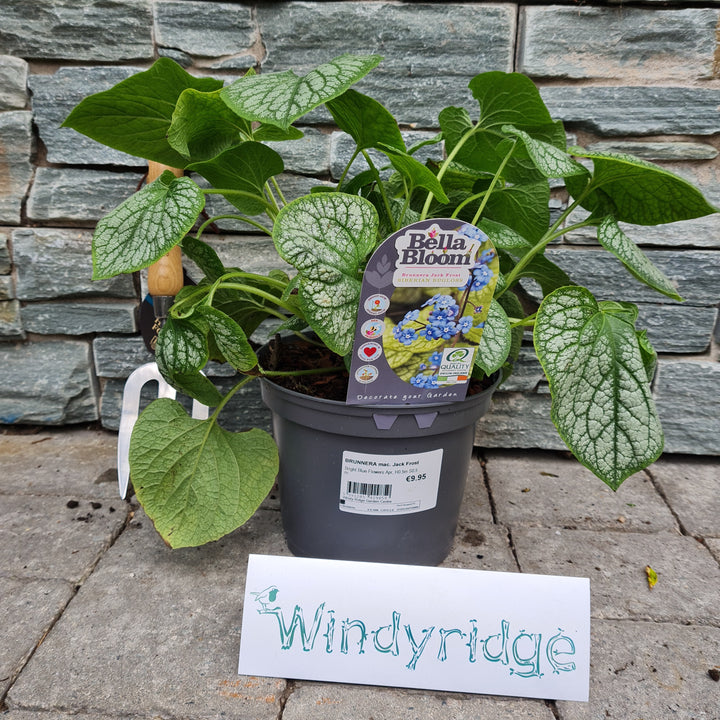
[6,507,289,718]
[0,494,127,583]
[556,620,720,720]
[485,450,678,533]
[0,429,118,498]
[512,528,720,626]
[648,456,720,538]
[0,577,74,700]
[282,682,556,720]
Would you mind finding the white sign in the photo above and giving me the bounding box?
[339,449,443,515]
[238,555,590,702]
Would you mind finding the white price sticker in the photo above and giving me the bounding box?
[339,449,443,515]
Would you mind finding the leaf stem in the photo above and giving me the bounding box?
[195,213,271,238]
[496,198,595,297]
[362,149,395,232]
[337,147,361,190]
[420,120,481,220]
[470,141,516,226]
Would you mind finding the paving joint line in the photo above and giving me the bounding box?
[276,678,296,719]
[0,499,135,711]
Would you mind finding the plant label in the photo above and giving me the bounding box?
[346,219,499,406]
[238,554,590,702]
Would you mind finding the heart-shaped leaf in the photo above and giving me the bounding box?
[273,193,379,355]
[92,172,204,279]
[168,88,251,162]
[221,53,383,130]
[62,58,223,166]
[534,285,663,489]
[502,125,585,178]
[597,217,683,301]
[469,72,555,130]
[188,142,283,215]
[568,149,719,225]
[474,300,512,375]
[129,398,278,548]
[483,181,550,242]
[326,88,405,151]
[196,306,258,372]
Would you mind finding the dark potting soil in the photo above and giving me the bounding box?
[261,336,496,402]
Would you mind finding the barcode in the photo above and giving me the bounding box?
[346,481,393,498]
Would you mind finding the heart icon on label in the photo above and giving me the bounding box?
[358,342,382,362]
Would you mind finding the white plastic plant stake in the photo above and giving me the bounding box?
[117,362,209,499]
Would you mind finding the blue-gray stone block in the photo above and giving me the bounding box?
[0,300,25,341]
[0,0,154,62]
[257,2,515,127]
[654,360,720,455]
[0,111,33,225]
[0,55,28,110]
[519,7,719,82]
[13,229,135,301]
[541,86,720,136]
[27,168,145,224]
[29,67,142,165]
[0,340,98,424]
[154,0,255,59]
[21,301,139,336]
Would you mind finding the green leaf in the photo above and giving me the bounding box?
[483,181,550,242]
[502,125,585,178]
[156,315,208,376]
[168,88,251,162]
[534,286,663,489]
[636,329,657,383]
[474,300,512,375]
[496,290,525,384]
[92,173,204,279]
[253,124,305,142]
[181,235,226,282]
[379,145,448,203]
[188,141,283,215]
[273,193,379,355]
[469,72,554,130]
[62,58,222,166]
[597,217,683,301]
[569,149,719,225]
[326,88,405,151]
[129,398,278,548]
[196,306,258,372]
[221,53,383,130]
[439,106,565,185]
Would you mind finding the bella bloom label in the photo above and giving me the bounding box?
[346,219,499,406]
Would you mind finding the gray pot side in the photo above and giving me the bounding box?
[260,374,500,566]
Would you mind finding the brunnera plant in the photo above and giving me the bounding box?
[64,54,718,548]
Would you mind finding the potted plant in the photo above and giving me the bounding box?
[63,54,717,560]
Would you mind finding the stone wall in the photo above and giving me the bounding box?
[0,0,718,454]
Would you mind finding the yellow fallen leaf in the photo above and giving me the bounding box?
[645,565,658,589]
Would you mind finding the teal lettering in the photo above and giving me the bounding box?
[511,630,543,678]
[340,619,368,655]
[372,611,401,656]
[324,610,335,654]
[546,630,577,674]
[466,619,478,663]
[260,603,325,651]
[437,627,466,662]
[482,619,510,665]
[404,624,435,670]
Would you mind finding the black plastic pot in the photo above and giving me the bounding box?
[259,370,500,566]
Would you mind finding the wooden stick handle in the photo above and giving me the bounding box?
[147,161,184,298]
